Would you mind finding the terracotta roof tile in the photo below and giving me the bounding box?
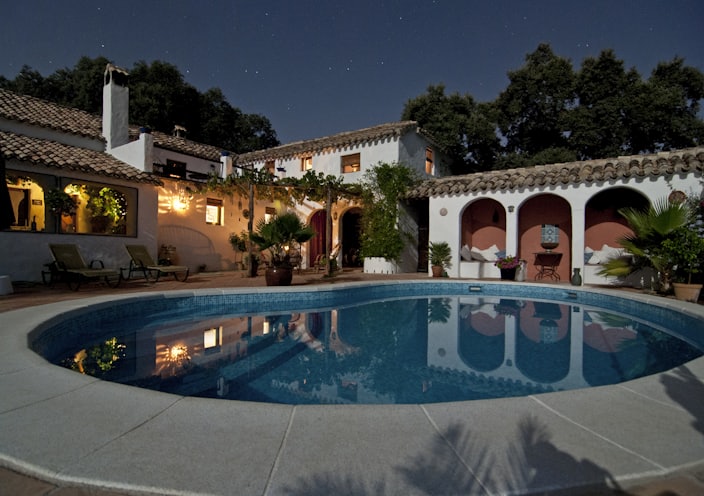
[237,121,426,163]
[0,89,103,139]
[0,130,162,185]
[407,148,704,198]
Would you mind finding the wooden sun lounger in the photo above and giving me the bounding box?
[124,244,189,282]
[48,244,121,291]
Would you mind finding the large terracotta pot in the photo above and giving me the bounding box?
[672,282,702,303]
[265,266,293,286]
[431,265,443,277]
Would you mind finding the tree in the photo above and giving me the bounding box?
[402,84,499,174]
[568,50,639,160]
[0,57,280,154]
[129,60,201,134]
[495,43,576,161]
[45,56,112,113]
[628,57,704,153]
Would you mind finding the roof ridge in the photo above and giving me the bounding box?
[408,147,704,198]
[237,120,419,162]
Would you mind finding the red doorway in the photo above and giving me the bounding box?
[309,210,326,267]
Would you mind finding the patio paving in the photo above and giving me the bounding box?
[1,269,703,495]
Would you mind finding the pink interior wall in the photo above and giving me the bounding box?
[584,208,633,249]
[518,195,572,281]
[584,187,647,250]
[461,199,505,250]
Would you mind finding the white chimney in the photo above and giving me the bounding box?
[220,151,233,179]
[102,64,129,150]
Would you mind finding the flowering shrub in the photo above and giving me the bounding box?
[495,255,520,269]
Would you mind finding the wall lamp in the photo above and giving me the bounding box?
[508,205,515,213]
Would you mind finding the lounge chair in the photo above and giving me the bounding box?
[48,244,121,291]
[124,244,189,282]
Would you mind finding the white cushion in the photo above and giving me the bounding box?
[587,244,623,265]
[470,244,499,262]
[460,244,473,261]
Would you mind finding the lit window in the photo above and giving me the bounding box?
[206,198,224,225]
[301,156,313,171]
[425,148,434,175]
[4,171,50,232]
[341,153,361,173]
[265,206,276,223]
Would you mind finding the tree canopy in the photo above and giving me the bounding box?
[403,44,704,173]
[0,56,279,153]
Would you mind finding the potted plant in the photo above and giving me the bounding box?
[659,226,704,302]
[428,241,452,277]
[495,255,520,280]
[249,211,315,286]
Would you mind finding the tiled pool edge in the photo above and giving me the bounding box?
[1,281,704,495]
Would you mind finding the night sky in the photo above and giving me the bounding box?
[1,0,702,145]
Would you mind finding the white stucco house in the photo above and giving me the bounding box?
[2,62,702,287]
[0,64,450,283]
[236,122,451,272]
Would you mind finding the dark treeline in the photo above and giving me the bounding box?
[403,44,704,174]
[2,45,703,174]
[0,56,279,154]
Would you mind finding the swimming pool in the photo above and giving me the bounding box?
[31,281,704,405]
[7,279,704,495]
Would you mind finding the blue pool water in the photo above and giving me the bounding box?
[32,283,704,405]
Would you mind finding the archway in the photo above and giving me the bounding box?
[585,187,648,250]
[460,198,506,251]
[518,195,571,281]
[340,207,362,267]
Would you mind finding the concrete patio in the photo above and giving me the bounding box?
[1,270,703,495]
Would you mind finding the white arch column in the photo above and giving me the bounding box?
[505,203,519,257]
[570,203,586,283]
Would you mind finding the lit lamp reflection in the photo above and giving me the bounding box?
[166,345,189,363]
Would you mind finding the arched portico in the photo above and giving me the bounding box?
[420,148,702,283]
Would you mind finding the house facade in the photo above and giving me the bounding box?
[236,122,451,271]
[0,64,448,282]
[408,149,704,285]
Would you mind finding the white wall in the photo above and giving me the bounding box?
[429,174,703,279]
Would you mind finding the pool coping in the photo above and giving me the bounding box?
[1,280,703,495]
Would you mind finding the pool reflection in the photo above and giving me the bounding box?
[54,296,701,405]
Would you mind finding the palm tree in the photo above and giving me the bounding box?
[600,197,690,291]
[249,211,315,267]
